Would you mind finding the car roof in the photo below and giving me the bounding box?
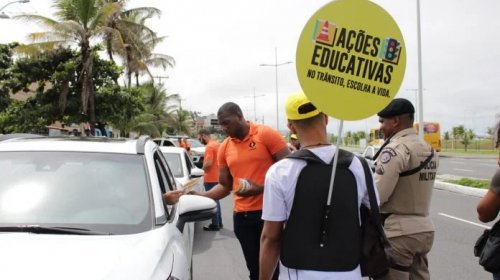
[0,136,144,154]
[153,135,189,139]
[0,133,44,141]
[159,146,186,154]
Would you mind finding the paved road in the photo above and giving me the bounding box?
[192,196,247,280]
[191,186,496,279]
[429,189,493,280]
[438,155,497,180]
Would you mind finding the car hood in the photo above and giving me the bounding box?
[191,146,205,154]
[0,229,174,280]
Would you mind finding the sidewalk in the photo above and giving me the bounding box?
[438,152,497,159]
[434,178,487,198]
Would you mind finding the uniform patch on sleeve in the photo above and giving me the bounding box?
[375,164,384,175]
[379,148,396,164]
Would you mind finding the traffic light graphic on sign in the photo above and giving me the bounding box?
[380,38,401,65]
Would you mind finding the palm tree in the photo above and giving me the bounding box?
[14,0,123,125]
[130,82,179,136]
[170,108,194,136]
[103,1,174,87]
[128,35,175,87]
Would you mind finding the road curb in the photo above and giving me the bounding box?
[434,180,487,198]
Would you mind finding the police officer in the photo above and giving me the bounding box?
[374,98,438,280]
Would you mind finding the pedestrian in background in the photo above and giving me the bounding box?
[178,137,185,148]
[476,119,500,280]
[191,102,289,280]
[373,98,439,280]
[260,92,372,280]
[183,137,191,154]
[198,128,223,231]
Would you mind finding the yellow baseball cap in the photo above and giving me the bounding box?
[285,92,321,120]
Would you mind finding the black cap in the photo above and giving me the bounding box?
[377,98,415,118]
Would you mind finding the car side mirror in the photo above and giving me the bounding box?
[190,168,204,178]
[176,195,216,232]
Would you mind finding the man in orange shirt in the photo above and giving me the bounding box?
[192,102,289,280]
[198,129,222,231]
[177,138,185,148]
[182,137,191,154]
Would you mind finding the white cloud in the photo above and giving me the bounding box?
[1,0,498,135]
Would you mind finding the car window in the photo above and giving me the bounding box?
[163,157,177,190]
[163,140,176,147]
[187,139,204,148]
[184,151,193,175]
[162,152,184,178]
[365,147,374,158]
[153,151,177,219]
[0,151,152,234]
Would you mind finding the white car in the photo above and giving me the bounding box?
[153,137,206,169]
[187,139,206,169]
[0,135,216,280]
[159,146,205,194]
[361,145,381,172]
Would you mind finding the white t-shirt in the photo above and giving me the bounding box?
[262,146,376,280]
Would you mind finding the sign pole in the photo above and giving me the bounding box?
[326,119,343,206]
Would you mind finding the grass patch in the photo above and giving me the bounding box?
[443,178,490,189]
[440,149,497,155]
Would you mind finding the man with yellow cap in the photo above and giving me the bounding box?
[259,92,374,280]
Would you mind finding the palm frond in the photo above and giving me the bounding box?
[14,41,67,57]
[121,6,161,22]
[14,14,60,29]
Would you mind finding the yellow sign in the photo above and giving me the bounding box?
[296,0,406,120]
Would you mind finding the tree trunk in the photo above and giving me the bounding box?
[81,37,96,125]
[88,66,96,125]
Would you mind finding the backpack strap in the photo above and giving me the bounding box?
[355,155,383,227]
[399,149,434,177]
[286,148,354,168]
[356,154,392,265]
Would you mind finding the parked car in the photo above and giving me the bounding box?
[160,146,205,193]
[186,138,206,168]
[0,135,215,280]
[361,145,381,172]
[153,137,206,168]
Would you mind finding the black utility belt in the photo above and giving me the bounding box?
[381,213,392,226]
[234,210,262,217]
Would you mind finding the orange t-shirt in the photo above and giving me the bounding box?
[218,122,287,212]
[183,140,191,151]
[203,138,220,183]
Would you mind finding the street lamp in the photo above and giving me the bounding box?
[416,0,424,140]
[259,48,293,132]
[406,88,426,122]
[0,0,30,19]
[244,88,265,122]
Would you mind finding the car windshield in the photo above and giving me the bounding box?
[162,152,184,178]
[187,139,204,148]
[0,151,152,235]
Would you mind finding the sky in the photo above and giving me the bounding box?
[1,0,499,136]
